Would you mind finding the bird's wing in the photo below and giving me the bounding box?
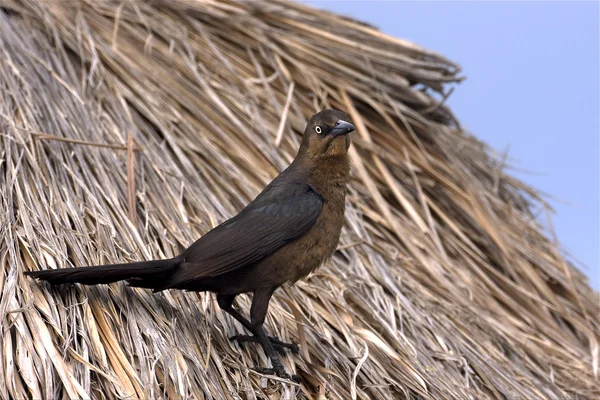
[170,185,323,284]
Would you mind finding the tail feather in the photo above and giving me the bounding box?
[25,257,182,286]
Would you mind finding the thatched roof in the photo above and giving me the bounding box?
[1,1,597,399]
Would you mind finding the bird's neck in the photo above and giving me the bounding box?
[303,154,351,194]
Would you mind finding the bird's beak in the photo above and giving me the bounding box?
[331,120,355,136]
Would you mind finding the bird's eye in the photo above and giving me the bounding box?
[315,126,322,134]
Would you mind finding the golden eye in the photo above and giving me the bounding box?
[315,126,322,134]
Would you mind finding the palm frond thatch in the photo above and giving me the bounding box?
[1,1,598,399]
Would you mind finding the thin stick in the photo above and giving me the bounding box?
[32,133,141,151]
[274,82,295,147]
[127,133,136,224]
[422,87,454,114]
[112,2,126,51]
[282,297,310,362]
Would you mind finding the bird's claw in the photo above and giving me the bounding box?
[230,334,300,354]
[252,366,300,382]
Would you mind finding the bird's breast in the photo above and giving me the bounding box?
[288,186,347,282]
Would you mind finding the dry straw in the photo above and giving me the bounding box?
[1,1,598,399]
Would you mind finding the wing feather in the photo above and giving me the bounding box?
[164,185,322,288]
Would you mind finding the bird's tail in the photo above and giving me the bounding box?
[24,257,182,286]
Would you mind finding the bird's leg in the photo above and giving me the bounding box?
[217,294,299,353]
[229,335,299,354]
[217,294,253,330]
[248,287,299,382]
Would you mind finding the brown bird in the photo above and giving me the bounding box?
[25,109,355,381]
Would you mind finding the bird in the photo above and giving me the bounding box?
[25,109,355,381]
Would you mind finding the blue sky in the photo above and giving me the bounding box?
[307,1,599,289]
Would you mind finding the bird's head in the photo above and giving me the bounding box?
[299,109,355,159]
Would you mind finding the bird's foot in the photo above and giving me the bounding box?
[230,334,299,354]
[252,365,300,383]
